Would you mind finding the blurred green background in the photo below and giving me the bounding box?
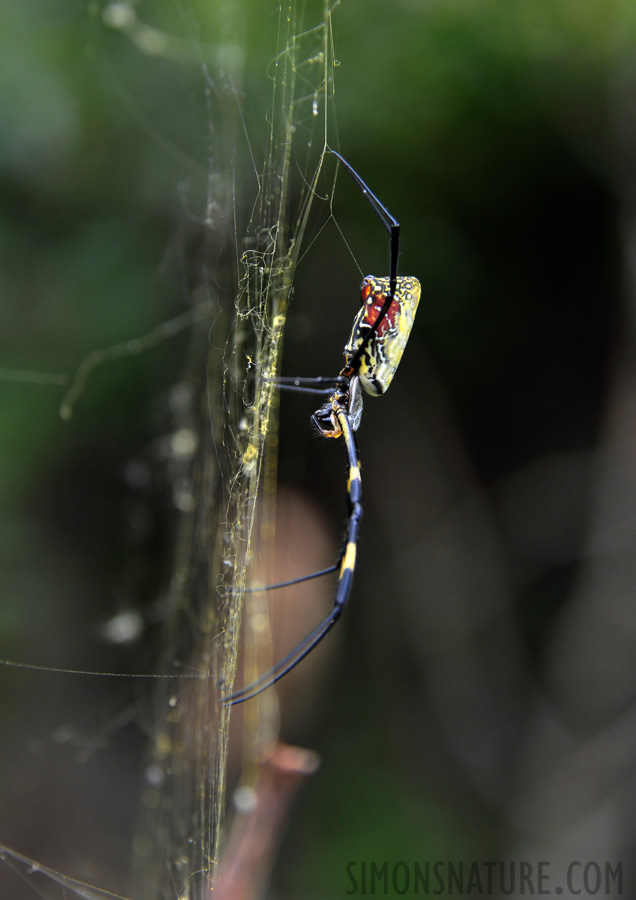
[1,0,635,897]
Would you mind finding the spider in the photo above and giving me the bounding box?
[225,151,421,705]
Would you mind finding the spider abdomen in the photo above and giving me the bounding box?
[345,275,421,396]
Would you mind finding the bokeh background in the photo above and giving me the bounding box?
[1,0,635,897]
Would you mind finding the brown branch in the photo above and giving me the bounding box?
[212,743,320,900]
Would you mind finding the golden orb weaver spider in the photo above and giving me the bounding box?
[225,151,421,705]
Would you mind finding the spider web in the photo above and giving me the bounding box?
[0,0,338,898]
[132,6,338,896]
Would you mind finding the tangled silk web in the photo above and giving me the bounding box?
[0,1,340,898]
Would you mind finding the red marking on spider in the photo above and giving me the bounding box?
[360,283,400,337]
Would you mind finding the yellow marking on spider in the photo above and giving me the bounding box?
[348,463,361,488]
[341,541,357,574]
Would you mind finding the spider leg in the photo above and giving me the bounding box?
[217,564,340,599]
[329,150,401,371]
[274,385,338,396]
[273,376,344,386]
[266,375,346,396]
[244,563,339,593]
[224,406,362,706]
[223,606,344,705]
[330,150,399,301]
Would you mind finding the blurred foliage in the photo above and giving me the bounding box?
[1,0,635,898]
